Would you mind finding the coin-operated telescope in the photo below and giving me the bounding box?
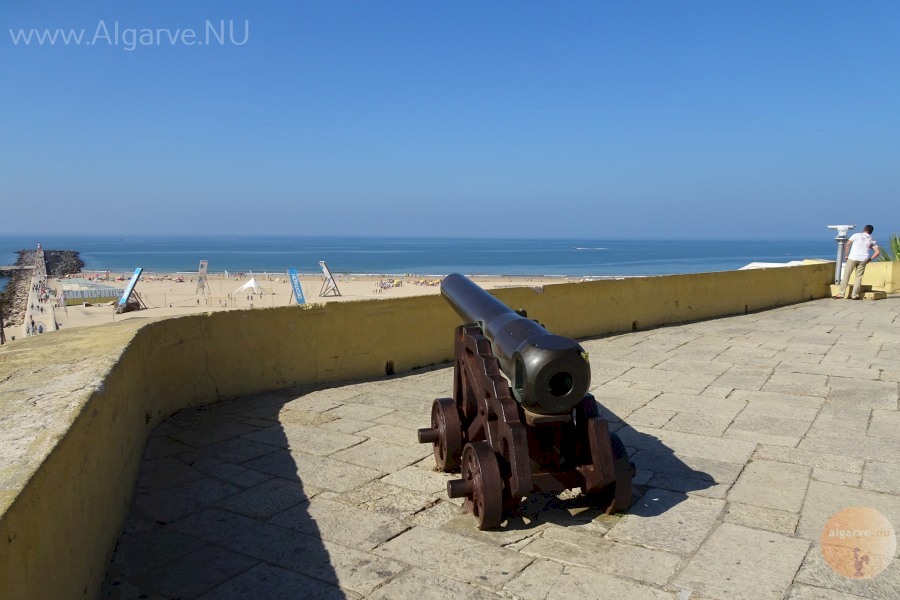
[827,225,856,284]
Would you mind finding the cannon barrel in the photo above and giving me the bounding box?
[440,273,590,415]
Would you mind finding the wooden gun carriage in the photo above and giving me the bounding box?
[418,274,634,529]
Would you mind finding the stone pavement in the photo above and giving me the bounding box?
[101,297,900,600]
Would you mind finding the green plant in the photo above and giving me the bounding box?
[876,233,899,261]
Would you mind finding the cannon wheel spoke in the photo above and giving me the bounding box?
[432,397,462,471]
[461,442,503,530]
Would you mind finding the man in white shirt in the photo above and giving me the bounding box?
[834,224,881,299]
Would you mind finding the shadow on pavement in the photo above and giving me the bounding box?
[437,401,716,531]
[100,389,345,599]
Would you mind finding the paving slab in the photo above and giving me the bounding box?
[727,413,812,437]
[807,404,872,435]
[270,496,408,551]
[278,407,339,427]
[654,358,731,376]
[336,480,439,519]
[799,431,900,464]
[606,488,725,554]
[617,425,757,464]
[501,559,565,600]
[727,459,811,512]
[373,526,532,587]
[674,523,810,600]
[722,428,801,448]
[868,409,900,440]
[105,527,207,578]
[761,371,830,398]
[245,449,381,493]
[861,460,900,495]
[193,435,282,464]
[539,565,675,600]
[794,544,900,600]
[663,412,732,436]
[812,467,862,487]
[439,512,548,548]
[626,406,676,428]
[373,407,433,430]
[170,508,404,595]
[730,389,823,421]
[590,382,660,416]
[379,464,454,495]
[632,380,721,396]
[126,545,258,599]
[633,448,741,482]
[136,456,205,494]
[752,444,864,473]
[785,584,873,600]
[827,376,900,409]
[243,422,365,456]
[357,422,424,446]
[723,502,799,535]
[134,477,241,524]
[214,476,317,519]
[101,296,900,599]
[331,438,429,471]
[712,366,772,391]
[797,480,900,543]
[368,568,500,600]
[198,563,357,600]
[319,417,376,434]
[325,402,396,422]
[520,526,682,587]
[185,456,272,488]
[409,499,463,528]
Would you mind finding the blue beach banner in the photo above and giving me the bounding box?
[119,267,143,306]
[287,268,306,305]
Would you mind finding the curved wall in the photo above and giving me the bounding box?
[0,264,834,599]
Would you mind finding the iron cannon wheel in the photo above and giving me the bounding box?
[431,397,463,471]
[461,441,504,530]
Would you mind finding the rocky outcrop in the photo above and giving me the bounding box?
[1,268,30,330]
[44,250,84,278]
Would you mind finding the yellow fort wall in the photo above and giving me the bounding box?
[0,264,834,599]
[861,260,900,293]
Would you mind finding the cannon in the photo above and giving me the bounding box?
[418,274,634,529]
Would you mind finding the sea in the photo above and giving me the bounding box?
[0,234,835,293]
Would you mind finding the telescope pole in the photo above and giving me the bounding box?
[828,225,855,284]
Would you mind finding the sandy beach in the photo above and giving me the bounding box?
[36,271,571,334]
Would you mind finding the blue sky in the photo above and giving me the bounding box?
[2,1,898,239]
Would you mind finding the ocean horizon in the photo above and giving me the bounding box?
[1,234,836,293]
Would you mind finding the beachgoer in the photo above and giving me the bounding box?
[834,224,880,300]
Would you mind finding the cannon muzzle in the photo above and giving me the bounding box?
[440,273,590,415]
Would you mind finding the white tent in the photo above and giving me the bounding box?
[233,278,266,294]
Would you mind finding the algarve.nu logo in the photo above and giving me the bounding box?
[821,507,896,579]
